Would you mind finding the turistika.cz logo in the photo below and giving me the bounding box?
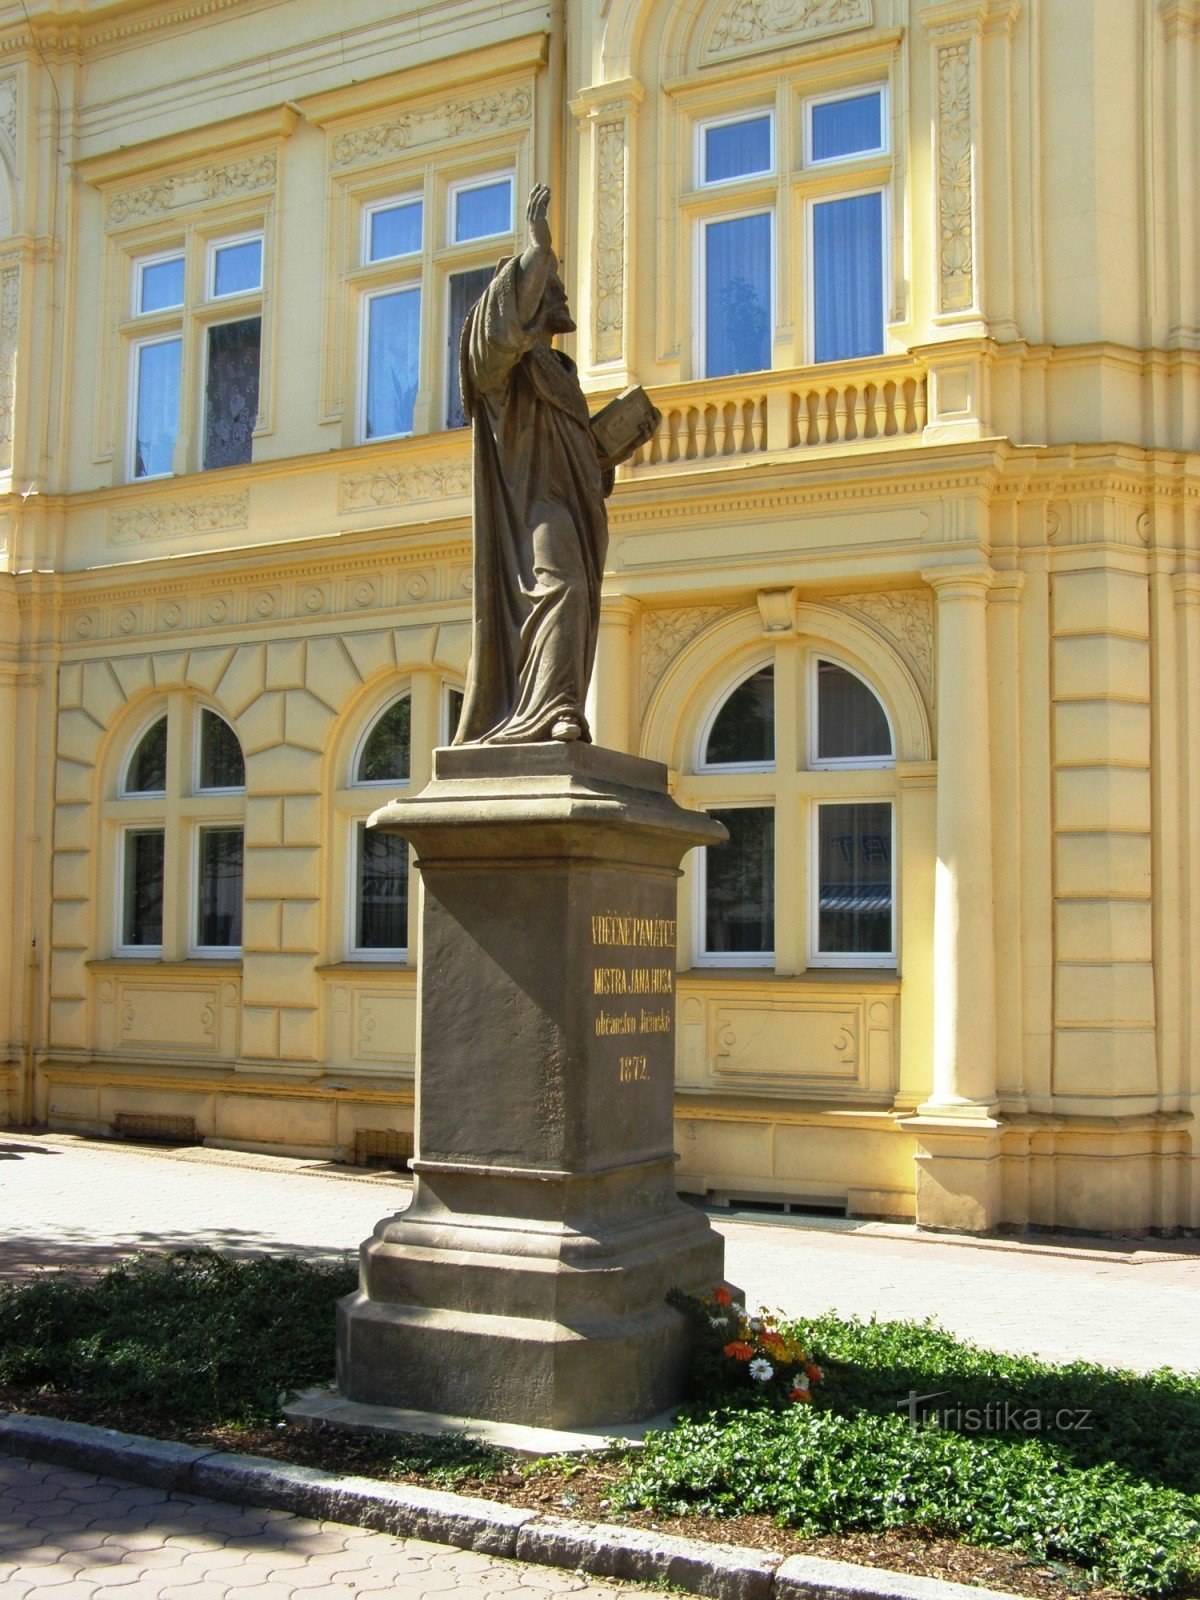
[898,1390,1094,1433]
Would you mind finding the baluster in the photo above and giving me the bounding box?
[702,404,717,457]
[862,383,878,439]
[752,397,766,452]
[914,376,928,432]
[851,385,867,441]
[882,380,898,437]
[713,402,729,457]
[832,387,849,443]
[666,409,680,462]
[815,389,832,444]
[685,406,700,459]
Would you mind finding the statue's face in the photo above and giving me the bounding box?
[541,271,577,335]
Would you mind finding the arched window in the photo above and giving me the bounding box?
[112,700,244,957]
[355,694,411,784]
[685,650,896,970]
[347,694,412,957]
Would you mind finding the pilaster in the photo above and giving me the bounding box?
[586,594,639,752]
[570,78,644,387]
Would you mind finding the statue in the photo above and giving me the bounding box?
[454,184,660,746]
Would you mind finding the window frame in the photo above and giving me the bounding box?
[808,796,896,969]
[694,108,776,190]
[803,84,889,170]
[694,203,777,381]
[205,230,265,302]
[127,331,183,482]
[804,183,889,368]
[115,822,167,958]
[807,653,895,771]
[119,711,170,798]
[132,248,186,318]
[446,171,516,247]
[195,708,247,797]
[190,821,245,958]
[351,689,414,788]
[198,312,264,473]
[696,660,776,775]
[346,819,410,962]
[358,281,423,444]
[362,192,424,265]
[693,800,777,969]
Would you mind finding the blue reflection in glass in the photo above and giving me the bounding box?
[212,238,262,297]
[810,92,883,163]
[812,193,884,364]
[704,212,771,378]
[704,115,772,184]
[454,179,513,242]
[369,200,423,262]
[365,287,421,439]
[134,338,181,478]
[138,256,184,313]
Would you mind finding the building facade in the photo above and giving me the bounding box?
[0,0,1197,1232]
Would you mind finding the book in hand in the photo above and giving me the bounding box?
[590,385,661,467]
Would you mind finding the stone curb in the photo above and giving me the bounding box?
[0,1411,1022,1600]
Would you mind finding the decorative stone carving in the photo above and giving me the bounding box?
[640,606,733,712]
[332,86,533,170]
[339,461,471,513]
[108,492,250,547]
[824,589,935,703]
[935,41,975,313]
[108,154,276,225]
[704,0,872,59]
[0,76,17,151]
[593,120,625,363]
[0,264,17,470]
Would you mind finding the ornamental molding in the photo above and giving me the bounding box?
[593,120,626,362]
[107,152,276,226]
[823,589,934,703]
[107,493,250,548]
[0,263,17,471]
[331,85,533,170]
[934,40,976,314]
[339,461,471,514]
[702,0,873,62]
[0,75,17,152]
[640,606,734,712]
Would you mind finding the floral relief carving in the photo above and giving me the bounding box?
[823,589,935,703]
[0,264,18,470]
[108,154,276,225]
[0,76,17,152]
[332,86,533,170]
[447,87,533,136]
[339,461,471,513]
[640,606,733,712]
[705,0,871,56]
[593,120,625,362]
[936,42,975,314]
[108,493,250,547]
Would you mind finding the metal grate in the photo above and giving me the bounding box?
[353,1128,412,1171]
[113,1112,199,1145]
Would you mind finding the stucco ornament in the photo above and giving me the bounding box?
[705,0,871,56]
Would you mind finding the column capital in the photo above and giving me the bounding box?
[569,77,645,122]
[921,564,993,601]
[598,595,640,628]
[1173,572,1200,607]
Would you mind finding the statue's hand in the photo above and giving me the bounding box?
[527,183,553,252]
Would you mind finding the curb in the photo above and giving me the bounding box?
[0,1411,1023,1600]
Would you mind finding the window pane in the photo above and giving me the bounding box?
[356,824,409,950]
[705,667,774,766]
[134,339,181,478]
[817,802,892,955]
[138,256,184,314]
[197,827,243,949]
[446,266,493,427]
[817,660,891,761]
[126,717,167,793]
[706,807,774,955]
[204,318,261,470]
[812,192,884,364]
[369,199,423,262]
[212,238,262,297]
[358,696,411,783]
[122,829,164,947]
[446,687,465,743]
[365,287,420,440]
[199,710,244,790]
[454,178,513,242]
[704,213,771,377]
[704,115,772,184]
[811,91,883,163]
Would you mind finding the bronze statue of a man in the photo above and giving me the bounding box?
[454,185,658,746]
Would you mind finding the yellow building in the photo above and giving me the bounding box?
[0,0,1196,1233]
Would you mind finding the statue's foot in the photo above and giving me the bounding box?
[551,717,582,742]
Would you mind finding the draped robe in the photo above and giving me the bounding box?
[453,255,610,746]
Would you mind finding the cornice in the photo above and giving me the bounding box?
[75,103,300,187]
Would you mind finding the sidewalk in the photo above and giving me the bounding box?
[1,1131,1197,1372]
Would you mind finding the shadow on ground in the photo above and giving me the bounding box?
[0,1229,360,1282]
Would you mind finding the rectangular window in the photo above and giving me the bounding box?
[445,686,465,744]
[355,823,409,953]
[814,801,893,962]
[121,828,165,950]
[203,318,261,470]
[196,826,243,950]
[367,198,423,263]
[701,113,773,186]
[811,191,884,364]
[364,286,421,440]
[808,89,885,165]
[702,212,772,377]
[702,806,774,961]
[132,336,182,479]
[136,254,184,315]
[210,236,263,298]
[451,176,513,243]
[446,266,493,428]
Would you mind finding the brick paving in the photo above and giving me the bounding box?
[0,1453,662,1599]
[1,1131,1197,1370]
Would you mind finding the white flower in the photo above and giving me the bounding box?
[747,1316,763,1333]
[748,1358,774,1383]
[794,1372,810,1392]
[709,1315,727,1328]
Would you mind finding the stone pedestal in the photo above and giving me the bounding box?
[337,743,728,1430]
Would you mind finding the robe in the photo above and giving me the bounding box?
[453,255,610,746]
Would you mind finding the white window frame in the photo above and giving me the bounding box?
[804,184,888,368]
[694,205,777,381]
[696,660,776,775]
[351,689,414,788]
[194,708,246,797]
[132,249,185,318]
[115,822,166,958]
[358,283,423,444]
[441,681,465,745]
[809,797,896,969]
[206,230,265,301]
[198,312,264,472]
[803,84,889,169]
[362,193,424,265]
[190,822,245,958]
[447,171,515,246]
[695,108,776,190]
[128,332,183,482]
[119,711,169,798]
[694,801,777,969]
[807,653,895,771]
[346,820,409,961]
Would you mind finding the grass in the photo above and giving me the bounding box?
[1,1253,1197,1595]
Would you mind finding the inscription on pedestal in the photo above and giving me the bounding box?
[591,913,677,1085]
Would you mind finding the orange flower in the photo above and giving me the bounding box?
[806,1363,823,1383]
[713,1285,732,1306]
[789,1387,813,1403]
[724,1340,754,1361]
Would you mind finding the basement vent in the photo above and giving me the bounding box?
[710,1192,848,1219]
[113,1112,199,1145]
[353,1129,412,1171]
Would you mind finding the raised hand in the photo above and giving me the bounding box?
[527,183,553,252]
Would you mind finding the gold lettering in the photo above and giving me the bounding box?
[640,1007,671,1034]
[595,1009,638,1036]
[618,1054,649,1082]
[591,915,677,949]
[593,967,674,996]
